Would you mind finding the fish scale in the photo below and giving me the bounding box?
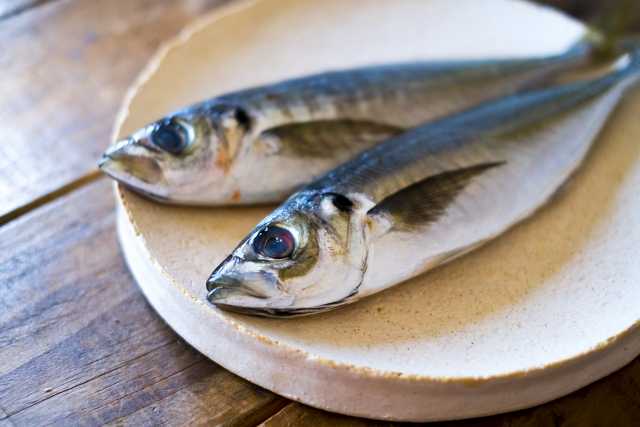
[205,49,640,317]
[241,52,593,128]
[320,65,638,202]
[101,38,596,205]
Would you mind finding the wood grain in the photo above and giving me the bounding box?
[0,0,225,224]
[0,179,286,426]
[1,0,640,425]
[262,356,640,426]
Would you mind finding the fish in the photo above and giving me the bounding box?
[204,49,640,317]
[99,39,598,205]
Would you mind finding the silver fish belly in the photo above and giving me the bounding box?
[100,40,594,205]
[205,51,640,317]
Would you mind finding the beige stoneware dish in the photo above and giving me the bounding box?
[113,0,640,421]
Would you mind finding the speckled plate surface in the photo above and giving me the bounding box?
[113,0,640,421]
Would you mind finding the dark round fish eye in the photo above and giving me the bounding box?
[151,119,190,154]
[252,225,295,259]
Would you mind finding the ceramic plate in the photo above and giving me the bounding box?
[113,0,640,421]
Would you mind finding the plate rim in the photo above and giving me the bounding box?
[111,0,640,420]
[116,184,640,421]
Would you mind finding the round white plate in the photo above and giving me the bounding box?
[113,0,640,421]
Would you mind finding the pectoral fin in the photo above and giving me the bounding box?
[367,162,504,231]
[261,119,404,158]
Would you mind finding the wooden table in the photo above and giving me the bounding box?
[1,1,639,425]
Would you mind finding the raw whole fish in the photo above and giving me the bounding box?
[205,51,640,317]
[100,41,596,204]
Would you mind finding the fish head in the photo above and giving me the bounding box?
[98,105,250,202]
[206,191,370,316]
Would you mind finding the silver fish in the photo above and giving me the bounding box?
[99,40,596,204]
[205,51,640,317]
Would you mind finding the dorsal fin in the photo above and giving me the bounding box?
[367,162,504,231]
[260,119,404,158]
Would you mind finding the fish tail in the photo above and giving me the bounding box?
[591,30,640,62]
[615,45,640,78]
[629,48,640,68]
[581,0,640,59]
[625,49,640,87]
[552,28,625,69]
[593,45,640,93]
[566,27,634,63]
[580,26,614,60]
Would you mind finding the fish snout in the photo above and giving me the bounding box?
[99,138,164,185]
[206,261,294,311]
[206,271,269,301]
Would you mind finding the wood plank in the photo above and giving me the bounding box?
[0,179,286,426]
[0,0,225,223]
[1,1,638,425]
[262,356,640,426]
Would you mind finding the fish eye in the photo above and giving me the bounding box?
[150,118,192,154]
[252,225,295,259]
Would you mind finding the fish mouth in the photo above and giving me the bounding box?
[206,277,269,300]
[205,274,341,318]
[211,302,328,318]
[205,273,296,315]
[99,139,166,194]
